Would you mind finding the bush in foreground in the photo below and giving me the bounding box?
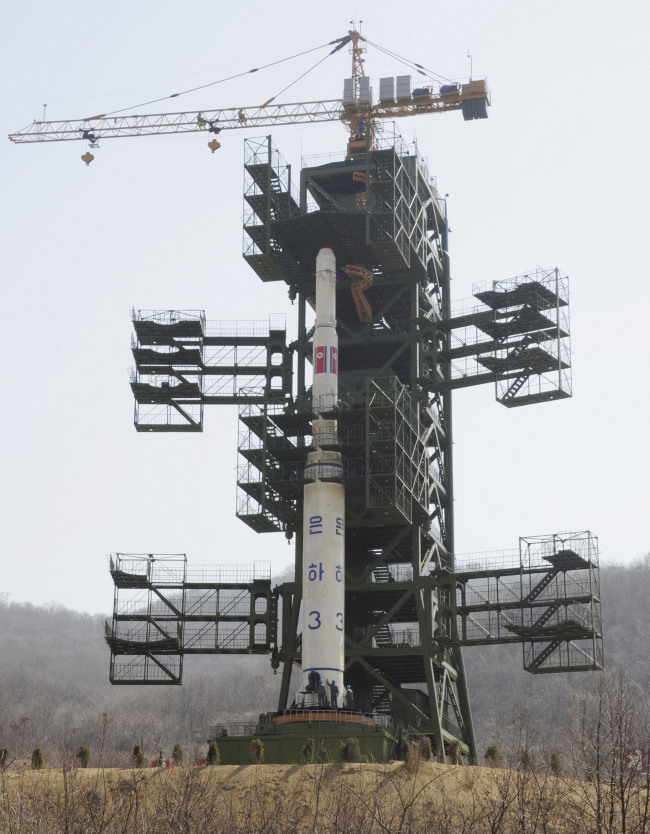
[301,737,315,764]
[76,746,90,768]
[484,744,503,767]
[207,740,220,766]
[418,736,432,762]
[132,743,144,768]
[250,738,264,764]
[340,737,362,763]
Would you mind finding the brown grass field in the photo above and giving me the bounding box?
[1,760,648,833]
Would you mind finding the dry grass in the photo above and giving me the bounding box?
[1,760,647,833]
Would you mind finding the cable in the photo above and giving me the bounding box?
[262,40,349,106]
[97,40,341,118]
[79,33,457,123]
[364,39,454,84]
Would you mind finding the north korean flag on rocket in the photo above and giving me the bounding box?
[315,346,338,374]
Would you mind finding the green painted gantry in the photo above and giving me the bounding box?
[106,129,602,764]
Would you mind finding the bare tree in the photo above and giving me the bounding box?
[566,669,650,834]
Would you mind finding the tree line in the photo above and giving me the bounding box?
[0,555,648,766]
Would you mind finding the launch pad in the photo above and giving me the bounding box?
[208,711,394,765]
[105,124,602,764]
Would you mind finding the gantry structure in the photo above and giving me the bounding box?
[105,127,602,762]
[9,23,602,763]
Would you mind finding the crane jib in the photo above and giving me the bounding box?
[8,80,489,144]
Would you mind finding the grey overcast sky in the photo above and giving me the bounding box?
[2,1,648,615]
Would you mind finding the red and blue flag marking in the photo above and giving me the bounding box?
[315,346,338,374]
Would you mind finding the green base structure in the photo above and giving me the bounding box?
[209,710,397,765]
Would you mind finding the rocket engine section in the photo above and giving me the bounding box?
[301,247,345,707]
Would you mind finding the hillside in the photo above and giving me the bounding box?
[0,557,648,762]
[463,555,650,748]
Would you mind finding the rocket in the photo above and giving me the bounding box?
[301,247,345,706]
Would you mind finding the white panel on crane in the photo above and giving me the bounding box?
[379,77,395,103]
[396,75,412,100]
[358,77,372,105]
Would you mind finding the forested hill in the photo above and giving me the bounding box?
[0,556,648,762]
[462,555,650,747]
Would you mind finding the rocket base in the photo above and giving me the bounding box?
[208,709,397,765]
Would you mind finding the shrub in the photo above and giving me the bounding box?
[76,746,90,768]
[404,743,419,770]
[520,747,532,771]
[340,737,362,763]
[250,738,264,764]
[448,739,462,765]
[0,749,9,770]
[31,748,44,770]
[207,741,220,766]
[301,737,315,764]
[132,744,144,768]
[171,743,184,766]
[484,745,502,767]
[549,750,563,775]
[418,736,432,762]
[396,737,409,761]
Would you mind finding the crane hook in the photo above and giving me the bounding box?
[207,139,221,153]
[81,152,95,166]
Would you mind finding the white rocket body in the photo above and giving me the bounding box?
[301,247,345,704]
[311,253,338,415]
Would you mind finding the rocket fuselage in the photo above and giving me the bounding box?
[301,248,345,703]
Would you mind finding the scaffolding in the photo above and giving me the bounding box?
[130,311,291,431]
[109,128,601,764]
[106,554,276,684]
[443,268,571,406]
[454,531,602,673]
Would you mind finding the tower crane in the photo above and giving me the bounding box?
[8,29,490,162]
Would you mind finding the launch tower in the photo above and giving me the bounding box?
[6,22,602,765]
[106,125,602,763]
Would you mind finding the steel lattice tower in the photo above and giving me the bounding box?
[106,128,602,763]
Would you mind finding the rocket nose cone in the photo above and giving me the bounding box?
[316,247,336,274]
